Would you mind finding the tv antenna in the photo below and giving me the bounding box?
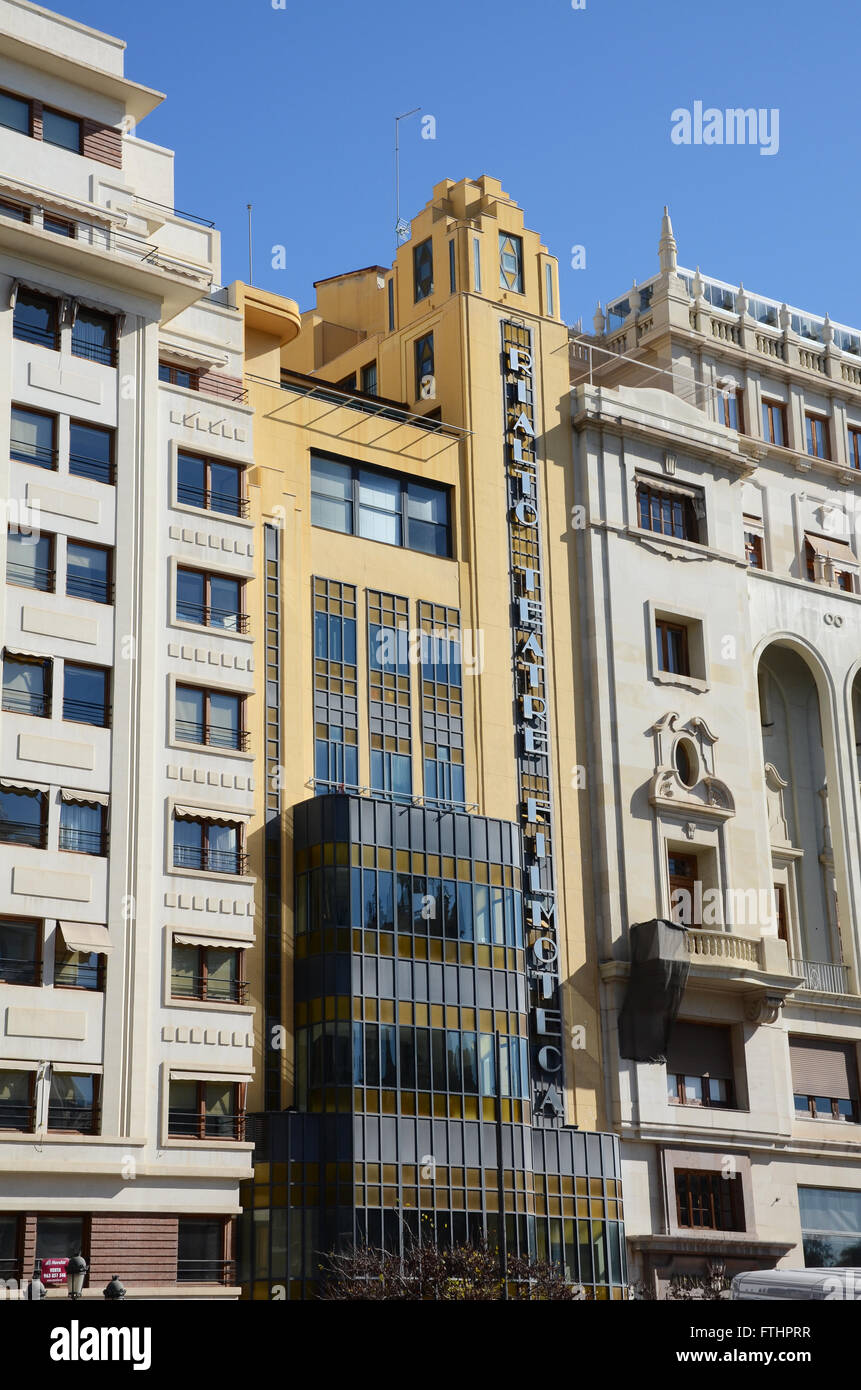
[395,107,421,247]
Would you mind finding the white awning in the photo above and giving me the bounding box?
[175,805,252,825]
[805,532,859,567]
[3,647,48,662]
[0,777,48,795]
[173,932,250,950]
[58,922,113,954]
[60,788,110,806]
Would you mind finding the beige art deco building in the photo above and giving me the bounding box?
[571,210,861,1289]
[234,178,628,1299]
[0,0,264,1296]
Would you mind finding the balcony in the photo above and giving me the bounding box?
[2,689,50,717]
[69,449,115,485]
[0,819,46,849]
[58,826,107,856]
[175,719,249,752]
[167,1110,245,1141]
[0,957,41,986]
[176,601,249,634]
[0,189,214,322]
[6,561,54,592]
[47,1103,98,1134]
[66,573,113,605]
[791,958,850,995]
[0,1103,34,1131]
[176,483,250,519]
[63,697,110,728]
[177,1258,237,1285]
[171,973,248,1005]
[173,844,247,876]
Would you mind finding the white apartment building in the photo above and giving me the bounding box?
[0,0,256,1297]
[572,210,861,1291]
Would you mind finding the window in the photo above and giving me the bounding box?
[177,450,246,518]
[6,529,54,592]
[668,852,698,925]
[36,1217,87,1277]
[361,361,378,397]
[10,405,56,468]
[545,262,555,317]
[0,785,47,848]
[176,568,247,633]
[66,541,112,604]
[168,1079,245,1140]
[387,276,395,331]
[761,398,786,447]
[744,522,764,569]
[43,213,74,238]
[0,198,29,223]
[637,479,701,542]
[370,748,412,803]
[848,427,861,470]
[656,619,690,677]
[175,685,247,751]
[718,388,743,431]
[0,89,30,135]
[171,940,246,1003]
[43,108,81,153]
[59,797,107,856]
[413,237,434,302]
[178,1218,230,1283]
[159,360,198,390]
[173,814,246,876]
[805,532,858,590]
[667,1022,735,1108]
[0,918,40,986]
[13,290,59,349]
[0,1071,35,1131]
[805,412,829,460]
[449,239,456,293]
[69,420,115,484]
[473,237,482,292]
[675,1170,743,1230]
[790,1039,858,1122]
[499,233,524,292]
[310,454,451,557]
[48,1073,98,1133]
[54,945,104,991]
[336,372,356,391]
[774,883,789,942]
[799,1188,861,1267]
[72,306,116,366]
[0,1215,21,1283]
[63,663,110,727]
[414,332,434,399]
[423,745,465,807]
[2,653,51,717]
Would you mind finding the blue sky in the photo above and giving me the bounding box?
[64,0,859,328]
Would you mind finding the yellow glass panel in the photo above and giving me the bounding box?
[457,859,470,881]
[479,1009,493,1032]
[366,1187,381,1206]
[379,999,395,1024]
[414,938,428,960]
[428,939,443,962]
[415,1003,429,1026]
[460,943,474,966]
[430,1004,445,1028]
[398,935,412,958]
[442,857,455,879]
[401,1091,416,1115]
[590,1179,604,1197]
[490,863,502,886]
[324,997,335,1020]
[398,1001,413,1025]
[449,1094,462,1119]
[396,850,410,872]
[382,1091,397,1114]
[411,853,424,874]
[417,1092,432,1116]
[379,933,394,956]
[366,998,378,1022]
[351,844,360,866]
[323,843,334,865]
[378,848,392,870]
[477,945,491,968]
[445,1006,459,1029]
[444,942,457,963]
[590,1200,603,1218]
[464,1095,479,1120]
[433,1094,446,1116]
[362,845,375,867]
[310,998,322,1023]
[475,862,488,883]
[366,1090,380,1113]
[426,855,440,877]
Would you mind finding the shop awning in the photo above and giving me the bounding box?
[58,922,113,954]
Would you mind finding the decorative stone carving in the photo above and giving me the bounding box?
[744,992,784,1025]
[764,763,790,846]
[648,712,735,819]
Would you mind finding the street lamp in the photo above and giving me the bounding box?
[66,1252,87,1300]
[26,1261,47,1300]
[103,1275,126,1301]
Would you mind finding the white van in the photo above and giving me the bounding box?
[731,1268,861,1300]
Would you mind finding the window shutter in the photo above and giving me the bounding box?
[790,1040,857,1099]
[82,119,122,169]
[667,1022,733,1077]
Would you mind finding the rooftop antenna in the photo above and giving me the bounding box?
[395,107,421,248]
[247,203,253,285]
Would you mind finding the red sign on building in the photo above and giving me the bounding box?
[40,1257,69,1286]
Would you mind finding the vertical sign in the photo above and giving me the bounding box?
[500,321,563,1122]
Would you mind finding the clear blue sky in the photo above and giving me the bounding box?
[63,0,860,328]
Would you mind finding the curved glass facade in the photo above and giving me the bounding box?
[240,794,626,1300]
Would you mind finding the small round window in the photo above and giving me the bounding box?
[674,738,699,788]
